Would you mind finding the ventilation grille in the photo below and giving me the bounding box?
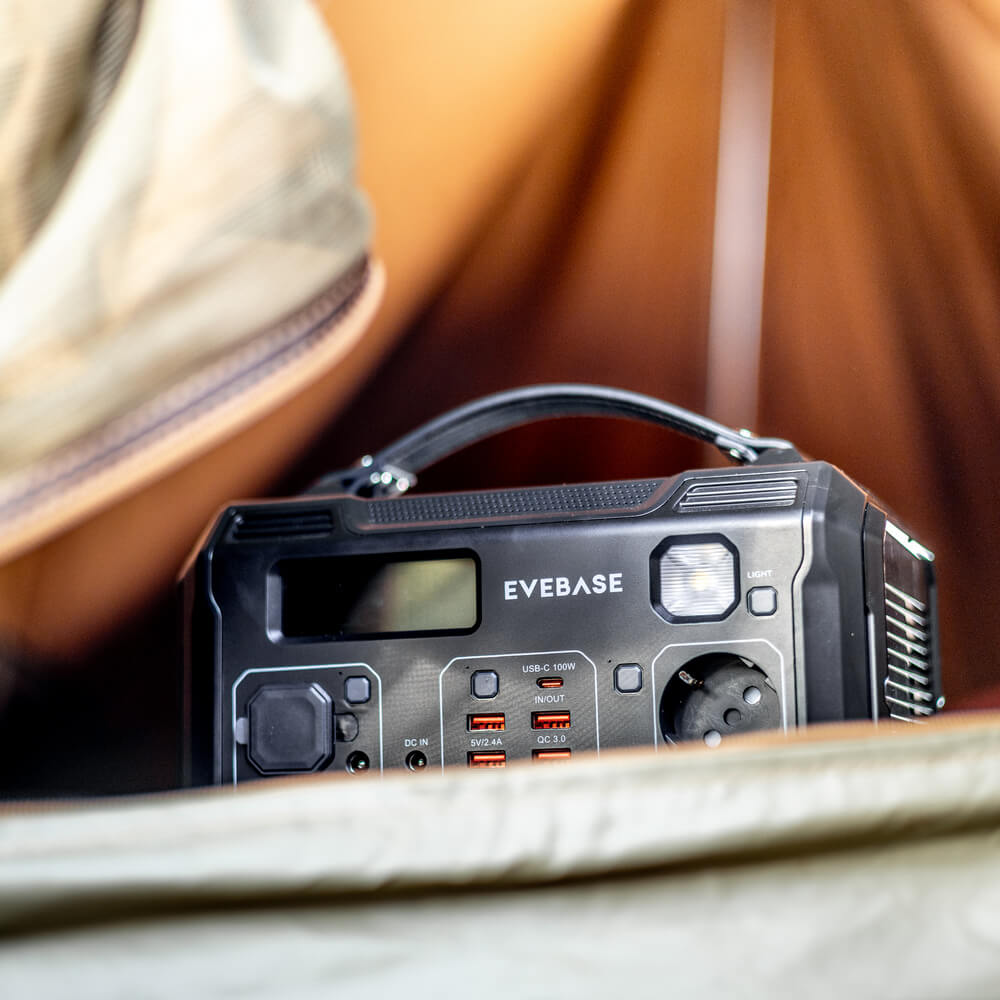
[366,480,663,526]
[883,580,935,722]
[673,476,800,512]
[232,508,334,541]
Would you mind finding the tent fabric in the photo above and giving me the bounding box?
[4,0,994,705]
[0,2,995,693]
[3,715,1000,995]
[317,0,1000,708]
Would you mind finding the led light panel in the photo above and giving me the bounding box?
[658,541,737,619]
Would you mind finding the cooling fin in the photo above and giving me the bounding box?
[882,525,938,722]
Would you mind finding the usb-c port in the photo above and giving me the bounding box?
[536,677,564,689]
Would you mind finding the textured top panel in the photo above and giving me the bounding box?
[364,480,665,527]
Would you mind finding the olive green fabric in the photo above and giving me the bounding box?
[2,717,999,996]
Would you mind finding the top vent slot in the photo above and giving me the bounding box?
[673,477,800,513]
[232,508,333,541]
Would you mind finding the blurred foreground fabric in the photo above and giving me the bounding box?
[3,716,1000,997]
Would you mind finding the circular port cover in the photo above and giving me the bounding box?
[247,682,333,773]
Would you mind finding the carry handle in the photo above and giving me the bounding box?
[308,384,801,498]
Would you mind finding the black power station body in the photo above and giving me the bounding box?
[181,385,942,785]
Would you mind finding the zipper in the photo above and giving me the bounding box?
[0,258,382,562]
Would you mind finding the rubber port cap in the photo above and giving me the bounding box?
[247,683,333,774]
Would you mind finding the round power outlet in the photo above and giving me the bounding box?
[659,653,779,746]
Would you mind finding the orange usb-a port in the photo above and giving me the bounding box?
[467,751,506,768]
[533,749,572,761]
[531,711,571,730]
[467,713,505,731]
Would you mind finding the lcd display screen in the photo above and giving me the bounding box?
[276,553,478,639]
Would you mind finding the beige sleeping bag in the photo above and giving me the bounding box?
[4,717,1000,997]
